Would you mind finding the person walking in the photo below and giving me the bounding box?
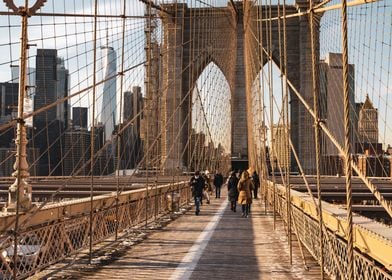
[202,171,211,204]
[252,171,260,199]
[204,170,211,188]
[213,171,224,198]
[227,171,239,212]
[237,170,254,218]
[190,171,205,215]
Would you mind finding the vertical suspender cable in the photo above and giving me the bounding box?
[281,0,292,265]
[89,0,98,264]
[145,0,151,228]
[267,0,276,230]
[341,0,354,278]
[178,2,185,192]
[277,0,287,237]
[258,2,268,214]
[278,0,293,264]
[309,0,324,277]
[115,0,127,241]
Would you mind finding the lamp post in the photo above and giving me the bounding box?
[4,0,46,212]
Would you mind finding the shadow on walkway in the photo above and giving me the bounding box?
[32,189,322,279]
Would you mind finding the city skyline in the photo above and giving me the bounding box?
[0,1,390,161]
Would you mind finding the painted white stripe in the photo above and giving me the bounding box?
[170,200,228,280]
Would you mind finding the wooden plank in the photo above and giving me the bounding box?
[32,189,322,279]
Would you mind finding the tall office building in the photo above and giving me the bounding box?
[64,130,91,176]
[73,107,88,130]
[33,50,69,127]
[124,86,143,129]
[0,82,18,118]
[34,49,58,124]
[100,43,117,141]
[0,83,18,147]
[189,129,206,171]
[56,58,69,128]
[0,82,39,176]
[10,66,35,127]
[32,49,69,175]
[357,95,378,144]
[320,53,355,156]
[271,124,290,171]
[121,86,143,169]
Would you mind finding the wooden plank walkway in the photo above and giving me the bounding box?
[33,190,322,279]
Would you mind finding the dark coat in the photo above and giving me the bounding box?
[227,175,239,202]
[213,173,224,187]
[190,176,205,197]
[252,172,260,189]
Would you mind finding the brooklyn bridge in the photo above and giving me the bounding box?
[0,0,391,279]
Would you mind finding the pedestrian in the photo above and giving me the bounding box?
[213,171,224,198]
[203,170,212,203]
[252,171,260,199]
[190,171,205,215]
[227,171,239,212]
[237,170,254,218]
[204,170,212,195]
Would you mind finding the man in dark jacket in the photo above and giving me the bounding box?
[190,171,205,215]
[213,171,224,198]
[252,171,260,199]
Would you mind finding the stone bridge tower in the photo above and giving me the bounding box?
[159,1,320,174]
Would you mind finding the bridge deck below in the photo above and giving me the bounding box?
[33,192,322,279]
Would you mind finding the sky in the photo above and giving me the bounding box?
[0,0,390,151]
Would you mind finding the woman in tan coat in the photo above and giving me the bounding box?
[237,171,254,217]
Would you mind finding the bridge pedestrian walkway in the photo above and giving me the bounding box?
[34,190,322,279]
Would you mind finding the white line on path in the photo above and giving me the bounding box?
[170,199,228,280]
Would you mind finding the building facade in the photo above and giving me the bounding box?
[121,86,143,169]
[72,107,88,130]
[32,49,69,175]
[271,124,290,171]
[319,52,356,157]
[64,130,91,176]
[357,95,378,144]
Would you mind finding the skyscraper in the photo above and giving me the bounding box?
[32,49,69,175]
[358,95,378,144]
[100,43,117,141]
[319,53,355,156]
[121,86,143,169]
[0,82,18,118]
[10,66,35,127]
[123,86,143,130]
[56,57,69,128]
[34,49,58,125]
[272,124,290,171]
[73,107,88,130]
[0,82,18,147]
[64,129,91,176]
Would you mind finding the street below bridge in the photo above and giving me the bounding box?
[32,189,321,280]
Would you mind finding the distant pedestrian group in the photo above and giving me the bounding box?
[190,169,260,217]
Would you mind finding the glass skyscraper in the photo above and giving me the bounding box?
[100,45,117,141]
